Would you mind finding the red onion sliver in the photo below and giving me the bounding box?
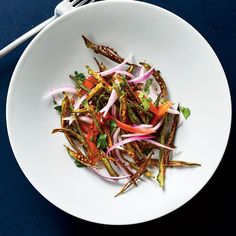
[111,104,117,118]
[113,129,127,159]
[107,135,154,153]
[63,116,75,125]
[132,124,153,128]
[100,89,118,117]
[91,168,130,181]
[139,65,145,77]
[44,86,78,99]
[144,139,175,151]
[153,117,165,131]
[74,94,87,110]
[128,66,155,84]
[113,128,120,143]
[114,70,135,79]
[118,135,122,143]
[121,133,147,138]
[100,54,133,76]
[78,116,93,124]
[50,87,58,103]
[112,128,132,176]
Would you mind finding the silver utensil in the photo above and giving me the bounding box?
[0,0,95,58]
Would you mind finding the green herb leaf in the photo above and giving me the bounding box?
[138,92,152,112]
[96,134,108,149]
[138,91,144,99]
[82,99,89,107]
[74,72,86,83]
[74,159,86,167]
[110,120,117,132]
[143,79,153,94]
[179,106,191,119]
[141,98,151,111]
[54,105,62,113]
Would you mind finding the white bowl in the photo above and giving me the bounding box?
[6,0,231,225]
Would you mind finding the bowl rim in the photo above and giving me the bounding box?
[6,0,232,225]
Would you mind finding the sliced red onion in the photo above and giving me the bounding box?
[74,94,87,110]
[113,128,121,143]
[113,128,127,150]
[111,104,117,118]
[112,128,134,176]
[132,124,154,128]
[99,54,133,76]
[114,70,135,79]
[139,65,145,77]
[121,133,146,138]
[91,168,130,181]
[153,117,165,131]
[100,89,118,117]
[113,128,126,162]
[144,139,174,151]
[44,86,78,99]
[167,108,180,115]
[128,66,155,84]
[63,116,75,126]
[115,149,123,162]
[50,87,59,103]
[78,116,93,124]
[113,128,126,160]
[112,128,125,149]
[118,135,122,143]
[107,135,154,153]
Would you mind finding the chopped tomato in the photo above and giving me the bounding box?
[79,76,98,96]
[150,114,160,125]
[80,122,91,134]
[149,101,172,117]
[86,123,100,163]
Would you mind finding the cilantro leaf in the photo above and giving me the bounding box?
[74,72,86,83]
[96,134,108,149]
[179,106,191,119]
[110,120,117,132]
[138,92,152,112]
[54,105,62,113]
[141,98,151,111]
[143,79,153,95]
[82,99,89,107]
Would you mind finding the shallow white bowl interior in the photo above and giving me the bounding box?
[6,0,231,225]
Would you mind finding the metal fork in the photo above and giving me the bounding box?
[0,0,95,58]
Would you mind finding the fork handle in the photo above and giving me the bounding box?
[0,16,56,59]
